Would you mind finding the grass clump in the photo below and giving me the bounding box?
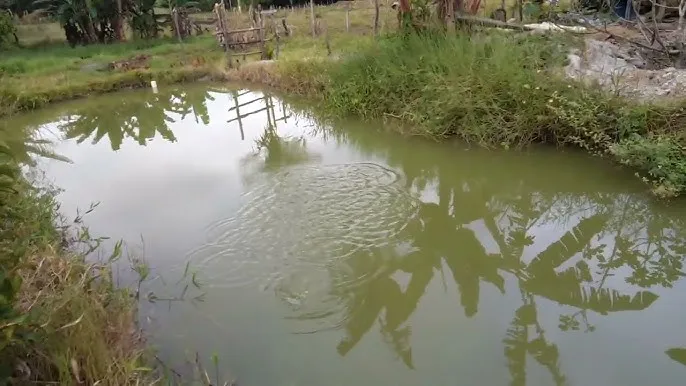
[281,31,686,197]
[319,32,588,144]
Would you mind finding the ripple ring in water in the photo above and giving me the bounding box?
[185,163,419,325]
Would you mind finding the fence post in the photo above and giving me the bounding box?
[373,0,379,36]
[258,6,267,60]
[345,2,350,32]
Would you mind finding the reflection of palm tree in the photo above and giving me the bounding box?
[666,348,686,367]
[60,88,213,150]
[504,299,566,386]
[280,109,686,382]
[254,128,312,171]
[239,126,320,188]
[167,88,214,125]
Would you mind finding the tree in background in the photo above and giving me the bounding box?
[128,0,160,39]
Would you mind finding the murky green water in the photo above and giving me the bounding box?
[6,84,686,385]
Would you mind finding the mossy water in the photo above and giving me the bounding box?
[5,84,686,385]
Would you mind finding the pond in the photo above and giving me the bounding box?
[6,84,686,386]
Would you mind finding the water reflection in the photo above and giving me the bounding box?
[299,124,684,381]
[26,87,686,385]
[58,87,215,150]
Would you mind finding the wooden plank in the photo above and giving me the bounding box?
[230,107,269,121]
[226,27,261,35]
[225,38,272,46]
[228,50,263,56]
[455,15,536,31]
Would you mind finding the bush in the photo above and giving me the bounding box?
[0,10,17,48]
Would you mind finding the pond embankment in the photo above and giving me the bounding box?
[262,33,686,199]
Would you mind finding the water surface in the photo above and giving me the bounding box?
[6,84,686,386]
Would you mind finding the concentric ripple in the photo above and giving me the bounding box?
[186,162,419,329]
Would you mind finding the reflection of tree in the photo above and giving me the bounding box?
[225,90,317,182]
[59,88,213,150]
[238,126,319,188]
[505,299,566,386]
[253,128,312,171]
[279,110,686,383]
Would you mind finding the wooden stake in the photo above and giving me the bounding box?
[282,18,290,36]
[310,0,316,37]
[374,0,380,36]
[258,5,266,60]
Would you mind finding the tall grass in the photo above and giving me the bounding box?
[322,32,584,143]
[282,32,686,197]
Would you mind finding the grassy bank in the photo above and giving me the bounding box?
[0,130,150,383]
[0,36,230,117]
[271,32,686,198]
